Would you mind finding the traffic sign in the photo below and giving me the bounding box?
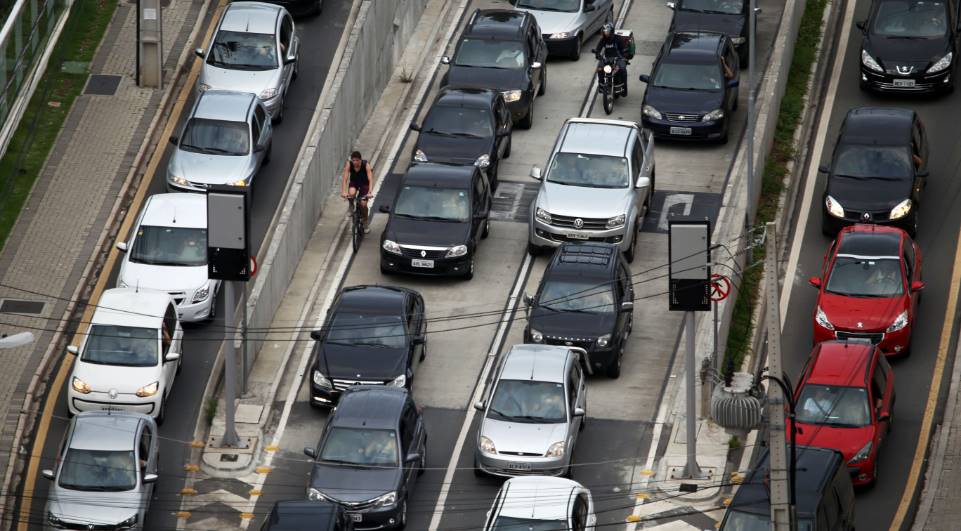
[709,273,731,302]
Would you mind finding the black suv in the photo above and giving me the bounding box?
[640,31,740,143]
[523,243,634,378]
[380,163,492,279]
[440,9,548,129]
[308,286,426,408]
[304,387,427,530]
[821,107,928,237]
[261,500,353,531]
[668,0,752,64]
[410,87,513,189]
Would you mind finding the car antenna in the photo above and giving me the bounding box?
[172,205,177,224]
[136,279,140,294]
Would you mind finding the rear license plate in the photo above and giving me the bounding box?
[565,232,589,240]
[506,462,533,471]
[411,259,434,268]
[348,513,362,523]
[670,126,692,136]
[893,79,916,87]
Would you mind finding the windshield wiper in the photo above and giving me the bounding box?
[511,415,562,423]
[823,421,863,428]
[412,215,461,222]
[350,341,392,348]
[833,173,904,181]
[449,132,484,138]
[320,459,364,467]
[323,340,357,346]
[424,129,455,137]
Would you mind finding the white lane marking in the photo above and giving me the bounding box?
[779,0,857,327]
[657,193,695,231]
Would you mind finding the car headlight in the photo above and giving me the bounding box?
[887,310,909,333]
[389,374,407,388]
[475,154,490,169]
[118,515,138,529]
[313,370,332,390]
[382,240,402,255]
[928,52,953,74]
[596,334,611,348]
[849,441,873,465]
[642,104,662,120]
[479,436,497,454]
[545,441,566,458]
[815,306,834,331]
[550,32,572,39]
[889,199,912,220]
[260,87,279,100]
[372,491,397,507]
[414,149,428,162]
[731,36,746,45]
[47,512,63,526]
[502,90,523,103]
[307,487,329,501]
[136,381,159,398]
[861,49,883,73]
[170,175,190,186]
[71,376,91,394]
[535,207,552,224]
[198,82,211,92]
[603,64,613,74]
[530,329,543,343]
[606,214,626,229]
[825,195,844,218]
[702,109,725,122]
[445,245,468,258]
[227,178,249,187]
[192,284,210,303]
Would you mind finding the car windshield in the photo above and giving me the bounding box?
[825,256,904,297]
[454,38,527,69]
[82,325,158,367]
[393,185,471,222]
[546,152,630,188]
[795,385,872,427]
[325,313,406,349]
[516,0,580,12]
[208,30,278,70]
[833,145,912,179]
[130,226,207,267]
[488,380,567,423]
[180,118,249,156]
[678,0,744,14]
[873,0,948,38]
[491,516,567,530]
[539,280,616,313]
[653,62,723,90]
[423,106,493,138]
[320,428,399,467]
[723,510,813,531]
[58,449,137,492]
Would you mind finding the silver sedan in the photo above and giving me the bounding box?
[513,0,614,59]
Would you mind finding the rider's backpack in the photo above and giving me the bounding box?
[615,29,636,60]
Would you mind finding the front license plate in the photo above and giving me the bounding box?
[411,259,434,268]
[565,232,589,240]
[893,79,916,87]
[507,462,533,471]
[348,513,362,523]
[670,126,692,136]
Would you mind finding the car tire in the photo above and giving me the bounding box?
[264,142,272,165]
[397,500,407,529]
[624,224,637,263]
[380,263,392,276]
[464,257,475,280]
[157,398,166,426]
[418,439,427,476]
[292,59,299,81]
[176,355,182,375]
[504,135,512,158]
[738,46,748,67]
[527,242,542,256]
[206,299,217,322]
[473,457,485,477]
[538,66,547,96]
[606,346,623,379]
[482,220,490,239]
[572,35,582,61]
[908,211,918,238]
[519,98,535,129]
[821,211,836,237]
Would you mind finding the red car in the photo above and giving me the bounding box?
[809,224,923,356]
[791,340,895,486]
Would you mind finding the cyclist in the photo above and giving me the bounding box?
[341,151,374,233]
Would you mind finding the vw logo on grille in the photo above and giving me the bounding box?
[861,212,871,221]
[896,65,914,75]
[678,115,686,120]
[108,389,118,399]
[420,250,427,257]
[573,218,584,229]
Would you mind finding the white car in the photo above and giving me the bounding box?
[483,476,597,530]
[67,289,183,424]
[117,193,219,322]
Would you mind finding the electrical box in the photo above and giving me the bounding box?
[137,0,163,88]
[207,186,251,282]
[668,219,711,311]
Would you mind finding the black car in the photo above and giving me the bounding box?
[668,0,752,64]
[440,9,548,129]
[410,87,513,189]
[308,285,426,408]
[380,163,492,279]
[261,500,353,531]
[858,0,957,94]
[820,107,928,237]
[304,387,426,531]
[261,0,322,17]
[523,243,634,378]
[639,31,740,143]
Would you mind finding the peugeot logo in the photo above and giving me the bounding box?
[896,65,914,75]
[861,212,871,222]
[857,322,864,329]
[108,389,118,399]
[573,218,584,229]
[420,250,427,257]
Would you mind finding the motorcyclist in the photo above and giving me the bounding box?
[594,23,628,96]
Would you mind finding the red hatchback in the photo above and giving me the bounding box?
[791,340,895,486]
[809,224,923,356]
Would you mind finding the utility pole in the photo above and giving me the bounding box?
[764,221,796,531]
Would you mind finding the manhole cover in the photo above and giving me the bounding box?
[0,299,45,315]
[84,74,122,96]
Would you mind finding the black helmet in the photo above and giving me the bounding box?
[602,23,614,36]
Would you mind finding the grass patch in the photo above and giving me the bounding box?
[0,0,116,249]
[722,0,830,377]
[204,398,218,426]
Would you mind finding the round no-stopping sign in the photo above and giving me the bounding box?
[709,273,731,302]
[249,255,258,278]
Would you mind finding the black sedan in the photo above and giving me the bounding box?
[821,107,928,237]
[261,0,322,18]
[410,87,512,189]
[668,0,751,64]
[858,0,957,94]
[308,285,426,408]
[639,31,740,143]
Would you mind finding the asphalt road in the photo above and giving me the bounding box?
[16,2,352,529]
[778,0,961,529]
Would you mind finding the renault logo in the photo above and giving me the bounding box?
[861,212,871,221]
[573,218,584,229]
[896,65,914,75]
[420,250,427,257]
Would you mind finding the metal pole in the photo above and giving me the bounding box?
[683,310,702,478]
[222,281,239,447]
[241,282,248,396]
[746,0,756,221]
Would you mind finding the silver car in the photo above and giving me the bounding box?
[167,90,272,192]
[528,117,654,263]
[43,412,158,530]
[513,0,614,59]
[474,344,587,477]
[195,1,299,121]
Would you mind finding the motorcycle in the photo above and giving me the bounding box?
[594,54,627,115]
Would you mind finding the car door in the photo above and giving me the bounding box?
[868,356,888,450]
[253,104,271,166]
[405,295,422,373]
[617,261,634,340]
[902,238,920,315]
[567,357,586,440]
[722,41,740,110]
[136,423,156,518]
[630,138,644,220]
[525,28,541,93]
[911,117,928,194]
[161,303,180,389]
[493,99,508,161]
[279,14,297,91]
[473,170,492,238]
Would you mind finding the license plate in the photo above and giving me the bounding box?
[506,462,533,471]
[411,259,434,268]
[893,79,916,87]
[565,232,589,240]
[670,127,692,136]
[348,513,362,523]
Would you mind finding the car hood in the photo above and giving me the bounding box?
[73,360,161,395]
[199,65,280,97]
[818,292,906,332]
[48,487,143,526]
[315,344,407,381]
[443,65,528,93]
[515,9,581,34]
[118,259,208,294]
[529,309,616,339]
[309,463,401,503]
[671,11,745,37]
[644,85,725,115]
[415,134,493,166]
[385,216,471,247]
[169,149,255,185]
[480,417,569,455]
[536,181,631,218]
[864,34,951,71]
[826,175,911,212]
[795,421,875,462]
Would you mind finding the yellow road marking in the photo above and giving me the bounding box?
[254,466,272,474]
[626,515,641,523]
[183,463,200,472]
[249,489,262,496]
[240,513,255,520]
[180,487,197,496]
[890,226,961,529]
[190,439,206,448]
[16,2,228,528]
[175,511,191,518]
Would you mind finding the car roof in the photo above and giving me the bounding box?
[836,225,903,258]
[465,9,528,40]
[665,31,724,60]
[141,193,207,229]
[500,344,571,383]
[336,285,410,315]
[497,476,581,520]
[558,119,637,157]
[434,87,497,109]
[840,107,914,146]
[403,163,476,188]
[193,90,255,122]
[728,446,844,518]
[267,500,340,529]
[548,243,619,278]
[220,2,280,35]
[805,341,874,388]
[70,412,145,451]
[332,387,408,430]
[92,289,170,329]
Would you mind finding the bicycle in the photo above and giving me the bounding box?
[346,192,373,253]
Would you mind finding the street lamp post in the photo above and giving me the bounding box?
[0,332,34,349]
[763,373,798,527]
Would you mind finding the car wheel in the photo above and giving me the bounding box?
[821,211,836,237]
[274,95,286,124]
[464,257,475,280]
[473,457,485,477]
[538,66,547,96]
[738,46,748,67]
[869,459,879,488]
[206,299,217,322]
[527,242,542,256]
[420,340,427,362]
[606,345,623,378]
[418,439,427,476]
[482,219,490,239]
[624,224,637,263]
[264,142,272,165]
[292,59,299,81]
[157,398,166,426]
[176,354,182,375]
[504,135,512,158]
[398,500,407,529]
[908,211,918,238]
[380,263,392,276]
[519,99,535,129]
[572,35,582,61]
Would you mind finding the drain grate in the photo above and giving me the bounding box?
[0,299,45,315]
[84,74,122,96]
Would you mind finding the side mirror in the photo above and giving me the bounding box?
[254,143,266,153]
[635,176,651,190]
[441,56,450,65]
[912,280,926,292]
[194,47,204,58]
[284,54,296,65]
[304,447,317,459]
[532,61,543,69]
[310,330,323,341]
[878,412,890,423]
[116,242,128,252]
[379,204,391,213]
[573,407,586,417]
[66,345,79,355]
[530,166,542,180]
[917,169,929,178]
[164,352,181,362]
[473,400,486,411]
[405,453,421,464]
[412,335,426,345]
[856,21,866,32]
[808,277,822,288]
[621,301,634,312]
[818,164,829,173]
[727,79,740,89]
[410,122,421,132]
[523,293,534,306]
[584,3,596,11]
[168,135,178,145]
[666,1,676,8]
[496,128,510,137]
[639,74,651,83]
[143,473,158,484]
[42,469,55,480]
[474,210,489,220]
